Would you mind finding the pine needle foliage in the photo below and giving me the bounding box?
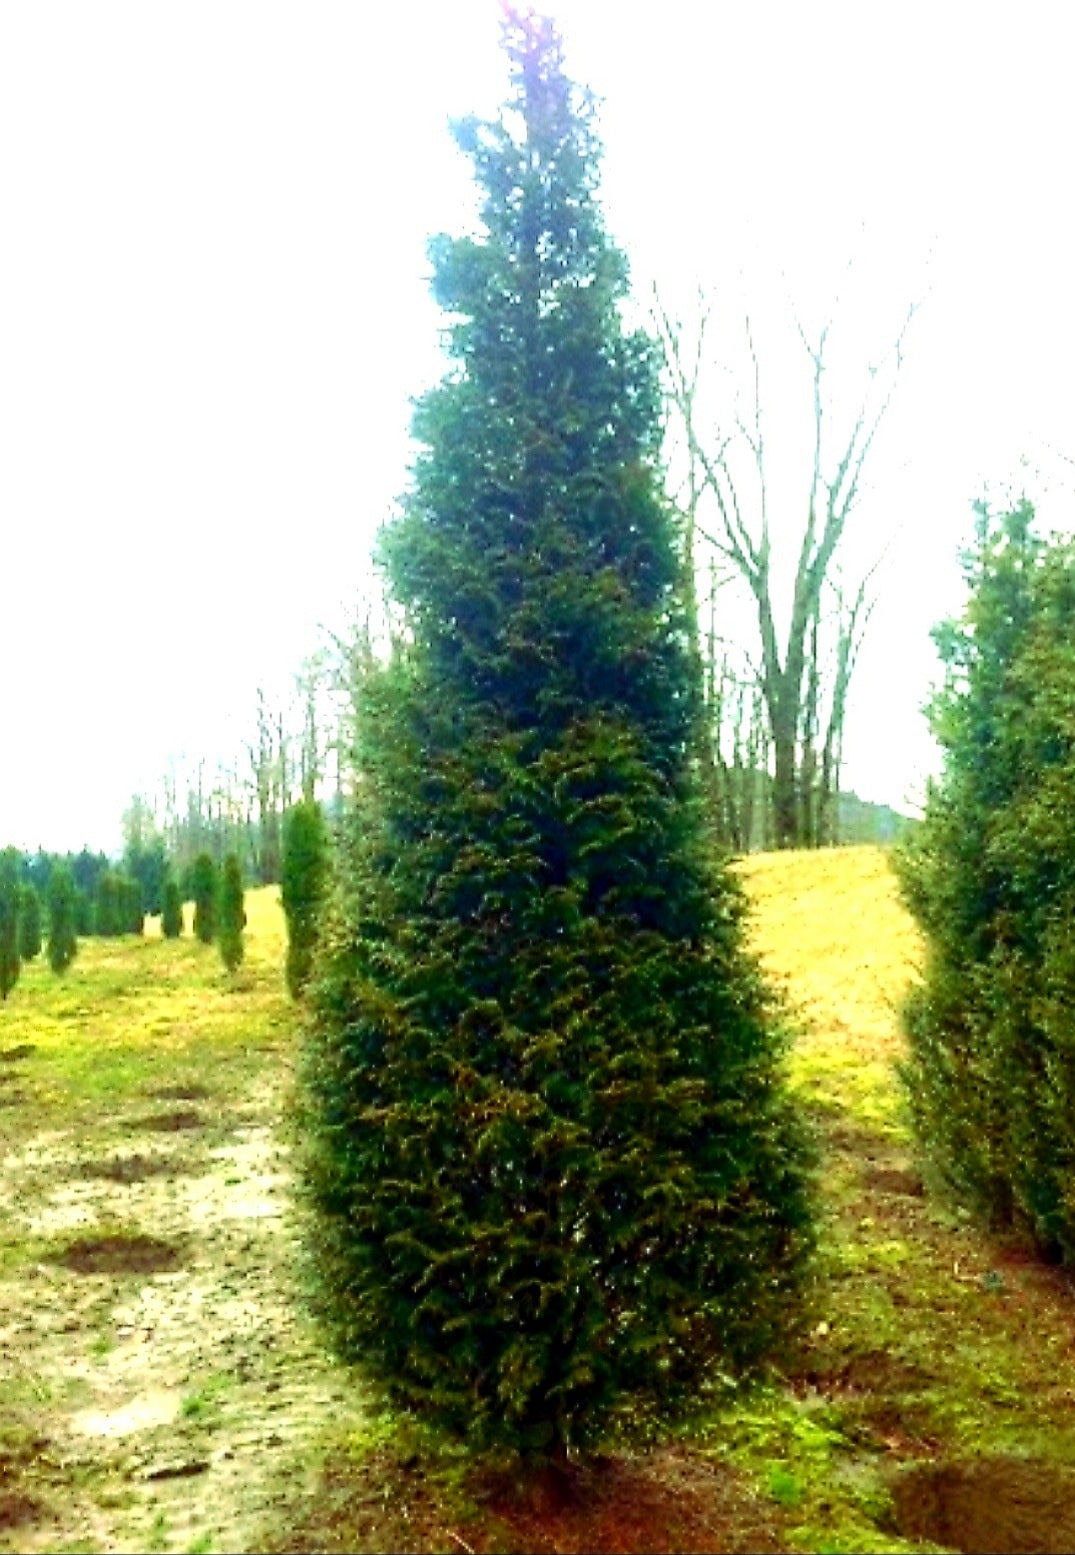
[191,853,218,945]
[47,865,78,974]
[898,500,1075,1259]
[301,8,813,1456]
[217,854,246,972]
[281,800,328,998]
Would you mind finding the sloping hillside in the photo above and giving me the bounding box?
[737,844,922,1130]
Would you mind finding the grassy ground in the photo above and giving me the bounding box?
[3,849,1075,1551]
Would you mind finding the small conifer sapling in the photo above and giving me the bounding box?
[47,866,78,974]
[281,801,328,998]
[18,883,42,962]
[217,854,245,972]
[191,853,218,945]
[0,867,20,1000]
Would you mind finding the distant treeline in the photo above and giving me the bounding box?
[837,792,917,846]
[1,837,177,937]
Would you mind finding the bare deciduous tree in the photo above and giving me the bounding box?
[656,288,913,848]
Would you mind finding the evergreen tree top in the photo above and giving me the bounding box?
[384,7,679,758]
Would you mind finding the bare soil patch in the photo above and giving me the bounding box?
[814,1346,927,1396]
[74,1154,192,1185]
[0,1067,365,1553]
[888,1456,1075,1554]
[0,1490,42,1532]
[130,1108,203,1133]
[52,1233,184,1276]
[146,1084,211,1103]
[862,1164,924,1197]
[275,1443,789,1555]
[472,1449,788,1555]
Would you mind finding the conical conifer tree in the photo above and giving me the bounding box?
[191,853,218,945]
[161,876,184,939]
[47,865,78,974]
[217,854,245,972]
[0,865,20,1000]
[281,800,328,998]
[18,883,42,962]
[302,8,812,1455]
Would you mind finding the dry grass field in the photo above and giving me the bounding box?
[3,849,1075,1552]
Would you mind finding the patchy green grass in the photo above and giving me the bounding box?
[707,846,1075,1551]
[0,891,291,1134]
[7,851,1075,1552]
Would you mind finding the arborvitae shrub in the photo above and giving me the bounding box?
[0,865,20,1000]
[281,801,328,998]
[161,876,184,939]
[300,10,813,1457]
[217,854,245,972]
[898,500,1075,1260]
[18,883,42,962]
[47,866,78,974]
[191,854,218,945]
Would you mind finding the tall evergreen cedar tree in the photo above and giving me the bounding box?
[161,876,184,939]
[217,855,245,972]
[18,883,42,962]
[0,864,20,1000]
[191,853,218,945]
[47,865,78,973]
[281,800,328,998]
[301,10,812,1456]
[899,500,1075,1262]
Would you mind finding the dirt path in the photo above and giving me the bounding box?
[0,1064,365,1553]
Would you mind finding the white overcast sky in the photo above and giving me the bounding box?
[3,1,1074,855]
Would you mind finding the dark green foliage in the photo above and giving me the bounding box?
[301,11,812,1456]
[94,870,121,937]
[281,801,328,998]
[70,848,110,904]
[118,874,144,936]
[898,500,1075,1260]
[191,853,218,945]
[47,865,78,974]
[217,854,245,972]
[161,876,184,939]
[124,836,169,917]
[0,861,20,1000]
[0,848,25,887]
[18,883,42,962]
